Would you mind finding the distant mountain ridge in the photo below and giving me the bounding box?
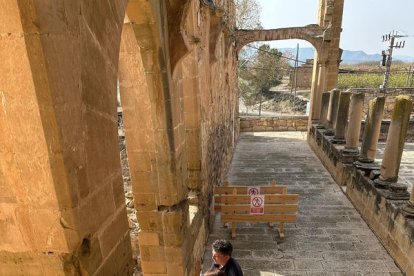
[279,47,414,64]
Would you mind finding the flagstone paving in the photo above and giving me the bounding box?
[202,132,407,276]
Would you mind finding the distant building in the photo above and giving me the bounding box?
[289,59,314,89]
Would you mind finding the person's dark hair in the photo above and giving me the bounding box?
[212,239,233,256]
[204,267,226,276]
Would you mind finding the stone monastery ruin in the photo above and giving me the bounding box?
[1,0,414,275]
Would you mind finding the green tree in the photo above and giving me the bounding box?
[238,44,290,114]
[234,0,262,29]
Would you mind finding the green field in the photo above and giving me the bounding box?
[338,62,414,89]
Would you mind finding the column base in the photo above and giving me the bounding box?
[353,160,380,171]
[342,148,359,155]
[323,129,335,136]
[331,137,346,144]
[402,202,414,218]
[373,178,392,189]
[374,180,410,200]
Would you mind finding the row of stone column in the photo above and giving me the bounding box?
[319,89,414,216]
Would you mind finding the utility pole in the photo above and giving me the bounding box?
[406,66,412,87]
[380,31,406,93]
[258,88,263,116]
[293,43,299,113]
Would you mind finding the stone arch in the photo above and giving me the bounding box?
[235,25,327,56]
[234,0,344,123]
[0,0,135,274]
[119,0,207,275]
[1,0,239,275]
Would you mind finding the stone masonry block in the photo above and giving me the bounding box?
[134,193,157,211]
[163,233,183,248]
[162,211,184,234]
[0,251,65,275]
[98,207,130,258]
[141,261,167,274]
[162,211,185,247]
[167,262,185,275]
[0,204,28,251]
[138,232,160,246]
[164,246,184,263]
[252,126,265,132]
[128,151,154,172]
[112,173,125,208]
[240,120,250,128]
[77,183,116,235]
[14,206,68,252]
[136,211,163,232]
[85,110,120,190]
[94,234,134,276]
[130,171,156,194]
[140,245,165,262]
[278,120,287,127]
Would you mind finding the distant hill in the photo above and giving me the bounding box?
[279,47,414,65]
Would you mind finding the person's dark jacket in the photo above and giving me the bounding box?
[211,257,243,276]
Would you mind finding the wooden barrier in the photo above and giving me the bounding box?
[214,180,299,239]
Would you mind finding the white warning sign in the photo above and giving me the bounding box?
[250,195,265,214]
[247,186,260,195]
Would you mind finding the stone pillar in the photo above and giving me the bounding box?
[325,88,341,135]
[313,63,327,121]
[318,91,331,128]
[344,92,364,153]
[357,97,385,163]
[333,91,351,143]
[374,96,412,196]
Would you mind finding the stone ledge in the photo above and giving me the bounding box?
[240,116,309,132]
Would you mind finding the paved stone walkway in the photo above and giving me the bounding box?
[202,132,404,276]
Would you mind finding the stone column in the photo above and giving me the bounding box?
[318,91,331,128]
[374,96,412,195]
[312,63,326,121]
[325,88,341,135]
[333,91,351,143]
[357,96,385,163]
[344,92,364,153]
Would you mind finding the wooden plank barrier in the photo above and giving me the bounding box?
[214,180,299,240]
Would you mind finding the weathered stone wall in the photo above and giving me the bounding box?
[240,116,308,132]
[290,60,313,89]
[0,1,134,275]
[118,0,238,275]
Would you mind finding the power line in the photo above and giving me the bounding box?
[239,65,290,71]
[245,44,308,64]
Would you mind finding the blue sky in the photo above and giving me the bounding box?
[258,0,414,57]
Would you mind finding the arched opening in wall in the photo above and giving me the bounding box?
[115,78,138,259]
[238,41,315,118]
[116,14,151,273]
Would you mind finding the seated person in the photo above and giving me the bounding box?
[210,239,243,276]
